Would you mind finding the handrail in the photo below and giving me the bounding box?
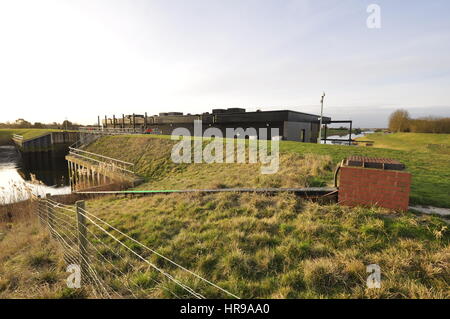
[78,127,144,134]
[68,151,134,174]
[69,147,134,166]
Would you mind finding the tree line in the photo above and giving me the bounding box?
[0,119,80,130]
[388,109,450,133]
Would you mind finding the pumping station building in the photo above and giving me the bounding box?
[100,108,352,143]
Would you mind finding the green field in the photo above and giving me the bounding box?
[357,132,450,154]
[0,128,68,145]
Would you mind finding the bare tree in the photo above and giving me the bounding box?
[388,109,410,132]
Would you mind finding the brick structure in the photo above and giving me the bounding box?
[338,157,411,211]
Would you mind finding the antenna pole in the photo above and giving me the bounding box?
[317,92,325,144]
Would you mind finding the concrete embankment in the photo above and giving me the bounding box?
[12,131,79,153]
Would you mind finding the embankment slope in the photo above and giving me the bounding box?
[77,135,450,298]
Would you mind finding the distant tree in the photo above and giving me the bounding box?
[62,120,72,130]
[14,118,32,128]
[388,110,449,133]
[388,109,410,132]
[33,122,45,128]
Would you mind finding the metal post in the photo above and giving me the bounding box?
[349,121,353,146]
[97,116,100,128]
[76,201,88,278]
[317,92,325,144]
[104,115,107,128]
[145,112,147,129]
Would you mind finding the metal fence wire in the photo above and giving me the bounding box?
[35,196,239,299]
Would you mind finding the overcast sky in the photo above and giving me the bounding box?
[0,0,449,128]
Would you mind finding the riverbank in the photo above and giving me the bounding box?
[0,129,67,145]
[0,145,70,204]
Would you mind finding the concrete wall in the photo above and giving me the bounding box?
[15,132,79,152]
[283,121,317,143]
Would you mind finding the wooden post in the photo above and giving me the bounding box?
[45,193,55,237]
[76,201,88,278]
[122,114,125,129]
[37,195,43,225]
[104,115,108,128]
[97,116,100,128]
[324,124,328,144]
[68,161,72,191]
[74,163,79,191]
[113,115,116,129]
[132,113,136,133]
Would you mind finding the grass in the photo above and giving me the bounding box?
[81,192,449,298]
[1,191,448,299]
[75,134,449,298]
[0,128,72,145]
[1,132,449,298]
[0,208,91,298]
[85,134,450,208]
[357,132,450,154]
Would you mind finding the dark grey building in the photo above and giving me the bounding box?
[102,108,333,143]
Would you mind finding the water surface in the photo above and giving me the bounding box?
[0,145,70,203]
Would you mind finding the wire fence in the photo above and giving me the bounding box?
[35,195,239,299]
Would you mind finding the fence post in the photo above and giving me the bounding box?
[45,193,54,235]
[76,200,88,278]
[37,195,43,225]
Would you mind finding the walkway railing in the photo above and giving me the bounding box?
[12,134,23,140]
[79,127,145,135]
[68,147,135,174]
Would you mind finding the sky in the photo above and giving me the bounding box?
[0,0,449,128]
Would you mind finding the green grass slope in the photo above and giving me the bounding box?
[84,192,449,298]
[81,135,450,298]
[86,135,450,208]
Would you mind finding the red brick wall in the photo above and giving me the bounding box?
[338,166,411,211]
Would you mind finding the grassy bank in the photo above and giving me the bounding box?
[85,135,450,208]
[357,132,450,154]
[0,128,69,145]
[81,192,449,298]
[0,219,90,298]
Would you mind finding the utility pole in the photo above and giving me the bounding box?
[317,92,326,144]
